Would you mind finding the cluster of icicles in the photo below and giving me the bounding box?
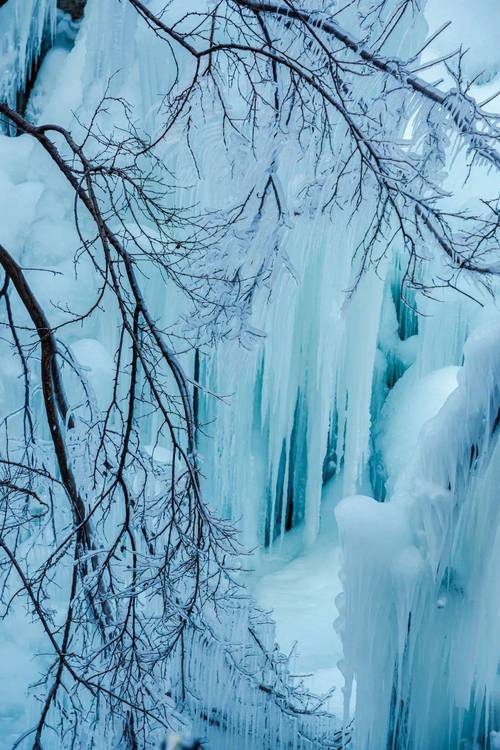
[336,323,500,750]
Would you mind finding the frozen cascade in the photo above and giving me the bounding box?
[196,225,388,551]
[194,0,429,553]
[0,0,499,747]
[337,321,500,750]
[23,0,427,558]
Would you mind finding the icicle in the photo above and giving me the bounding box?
[0,0,56,112]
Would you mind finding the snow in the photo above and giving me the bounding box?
[252,480,345,717]
[376,364,459,492]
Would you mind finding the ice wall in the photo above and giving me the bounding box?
[337,319,500,749]
[194,1,430,553]
[197,220,387,551]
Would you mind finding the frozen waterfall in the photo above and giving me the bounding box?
[0,0,499,748]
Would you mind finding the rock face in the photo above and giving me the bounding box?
[57,0,85,20]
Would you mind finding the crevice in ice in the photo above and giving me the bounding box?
[322,410,339,485]
[264,391,309,547]
[390,263,418,343]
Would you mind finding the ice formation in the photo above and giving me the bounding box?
[337,322,500,749]
[0,0,499,748]
[0,0,56,113]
